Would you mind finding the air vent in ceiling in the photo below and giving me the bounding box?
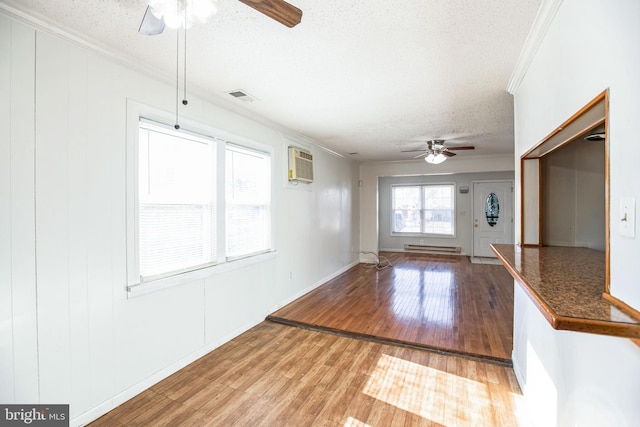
[227,89,258,103]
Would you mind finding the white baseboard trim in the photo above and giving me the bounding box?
[72,318,263,427]
[511,350,535,422]
[268,259,360,313]
[512,350,526,393]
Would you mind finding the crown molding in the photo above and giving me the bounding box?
[507,0,564,95]
[0,1,173,85]
[0,1,346,159]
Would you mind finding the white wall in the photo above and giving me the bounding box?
[512,0,640,425]
[542,139,606,250]
[378,171,514,254]
[359,154,514,261]
[0,13,359,426]
[0,15,38,404]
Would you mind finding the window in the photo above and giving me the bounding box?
[138,120,217,280]
[391,184,455,236]
[225,145,271,259]
[132,117,274,289]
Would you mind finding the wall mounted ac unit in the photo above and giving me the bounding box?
[288,147,314,183]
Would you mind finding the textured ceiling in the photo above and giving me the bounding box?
[2,0,542,161]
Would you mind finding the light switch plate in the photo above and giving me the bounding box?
[620,197,636,238]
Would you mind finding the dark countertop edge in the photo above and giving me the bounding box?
[491,244,640,339]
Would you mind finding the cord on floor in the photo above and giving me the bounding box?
[360,251,393,270]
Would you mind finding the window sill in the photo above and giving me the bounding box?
[127,250,277,298]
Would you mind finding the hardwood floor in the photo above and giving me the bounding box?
[91,322,525,427]
[269,252,514,363]
[90,252,521,426]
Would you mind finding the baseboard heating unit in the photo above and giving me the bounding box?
[404,244,462,254]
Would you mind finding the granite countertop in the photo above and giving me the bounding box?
[491,244,640,339]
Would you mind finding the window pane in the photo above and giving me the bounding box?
[393,209,421,232]
[392,186,421,232]
[140,129,213,203]
[139,123,216,279]
[423,209,453,234]
[139,204,213,276]
[423,185,454,235]
[392,184,455,236]
[226,146,271,258]
[424,185,453,209]
[392,186,421,209]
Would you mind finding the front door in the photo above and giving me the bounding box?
[473,181,513,257]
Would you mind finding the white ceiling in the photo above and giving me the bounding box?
[3,0,542,162]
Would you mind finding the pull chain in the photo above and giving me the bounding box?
[174,0,180,129]
[174,0,190,129]
[183,6,188,107]
[174,27,180,129]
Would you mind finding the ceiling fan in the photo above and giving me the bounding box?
[402,139,475,164]
[139,0,303,35]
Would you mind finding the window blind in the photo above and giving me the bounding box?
[138,121,217,279]
[225,145,271,259]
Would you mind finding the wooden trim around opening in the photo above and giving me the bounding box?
[538,158,543,246]
[520,89,609,289]
[603,293,640,347]
[521,90,608,159]
[604,92,611,293]
[519,157,524,245]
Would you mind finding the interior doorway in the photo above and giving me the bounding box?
[472,181,514,257]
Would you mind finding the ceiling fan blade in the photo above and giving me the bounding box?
[442,151,456,157]
[401,149,427,153]
[446,146,475,150]
[139,5,165,35]
[412,152,428,159]
[236,0,303,28]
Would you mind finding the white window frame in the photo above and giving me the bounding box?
[225,143,272,261]
[137,119,219,281]
[126,101,276,297]
[391,183,456,237]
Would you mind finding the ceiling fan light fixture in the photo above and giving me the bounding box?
[425,152,447,164]
[150,0,218,29]
[190,0,218,22]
